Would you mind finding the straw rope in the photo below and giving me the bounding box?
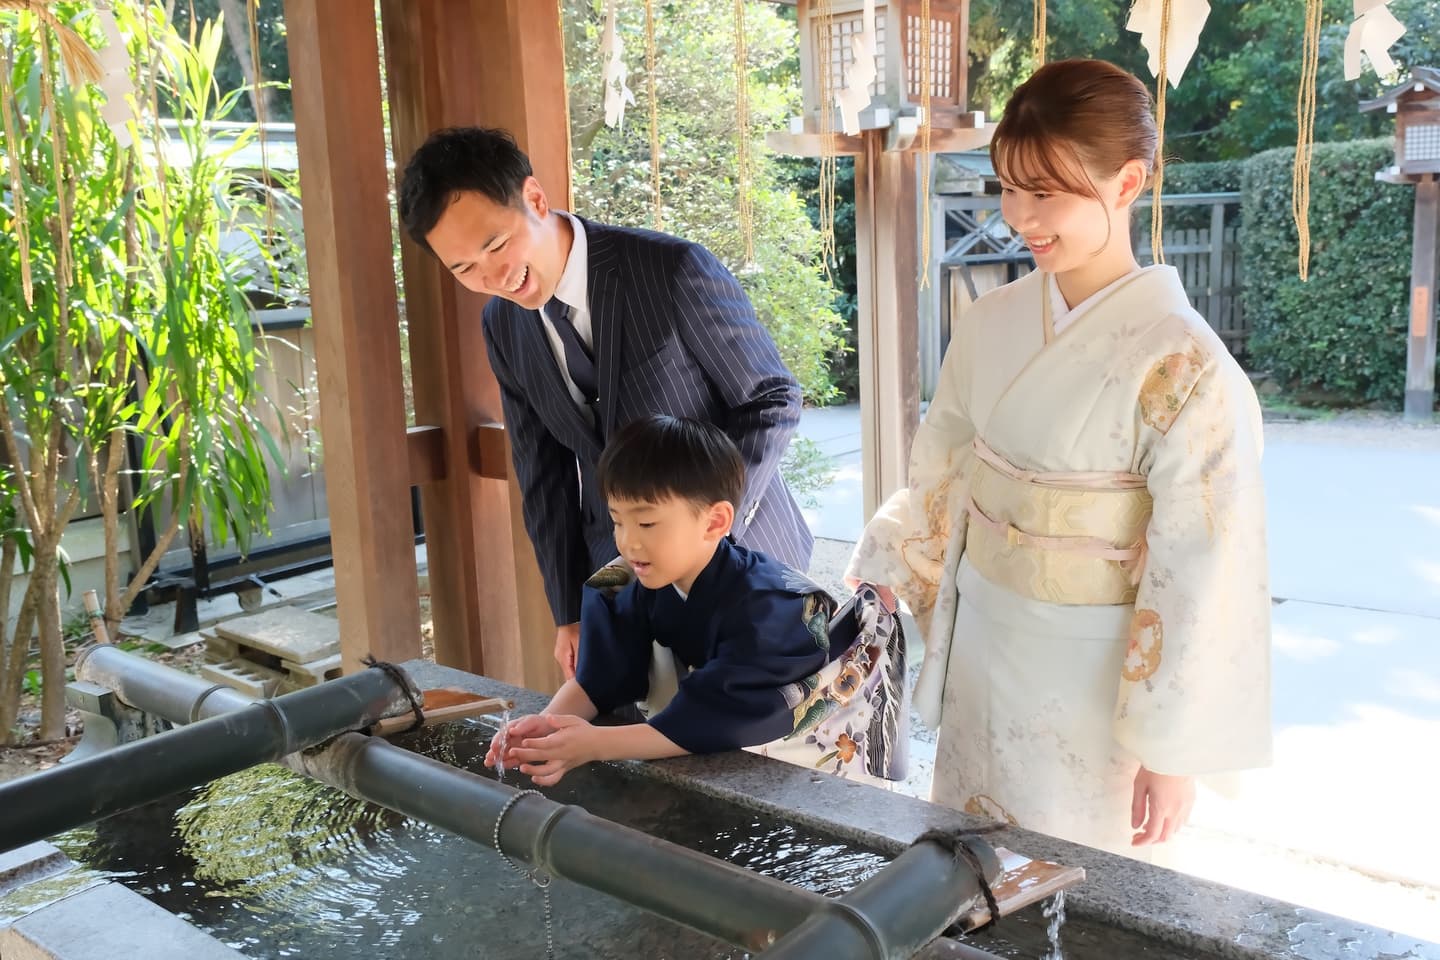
[917,0,933,290]
[644,0,662,230]
[1293,0,1322,280]
[732,0,754,264]
[1148,0,1172,264]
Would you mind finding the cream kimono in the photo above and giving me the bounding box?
[849,266,1271,854]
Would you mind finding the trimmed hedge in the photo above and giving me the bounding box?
[1241,138,1416,405]
[1162,158,1246,195]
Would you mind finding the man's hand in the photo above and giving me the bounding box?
[1131,766,1195,846]
[508,714,602,786]
[554,622,580,679]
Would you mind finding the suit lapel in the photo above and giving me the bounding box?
[585,219,624,438]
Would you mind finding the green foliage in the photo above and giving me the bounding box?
[779,436,836,509]
[780,155,858,400]
[1161,158,1245,195]
[169,0,291,122]
[965,0,1437,163]
[1241,139,1414,405]
[0,3,294,570]
[561,0,844,403]
[1205,0,1437,160]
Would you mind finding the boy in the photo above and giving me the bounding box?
[485,415,906,786]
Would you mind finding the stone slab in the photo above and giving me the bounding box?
[213,606,340,663]
[0,881,243,959]
[0,844,68,897]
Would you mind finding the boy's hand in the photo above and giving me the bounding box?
[1131,766,1195,846]
[843,575,897,613]
[554,623,580,679]
[484,714,559,770]
[509,714,602,786]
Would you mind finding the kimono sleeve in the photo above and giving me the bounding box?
[647,590,829,754]
[1115,358,1272,776]
[845,330,975,728]
[575,584,654,716]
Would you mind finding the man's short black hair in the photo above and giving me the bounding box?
[398,127,532,252]
[598,415,745,510]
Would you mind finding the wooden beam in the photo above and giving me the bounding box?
[1406,174,1439,422]
[767,118,992,158]
[471,422,509,481]
[407,426,446,485]
[855,129,921,518]
[379,0,563,691]
[283,0,420,673]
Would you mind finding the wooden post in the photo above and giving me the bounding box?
[919,176,947,400]
[379,0,565,691]
[284,0,420,673]
[854,130,921,518]
[1406,175,1439,423]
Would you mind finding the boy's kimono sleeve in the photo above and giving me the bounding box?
[575,584,654,715]
[846,329,975,728]
[1116,356,1272,775]
[647,590,829,754]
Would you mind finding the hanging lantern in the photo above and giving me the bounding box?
[1362,66,1440,180]
[793,0,976,136]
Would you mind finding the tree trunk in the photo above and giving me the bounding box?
[0,584,38,745]
[30,544,66,742]
[216,0,276,122]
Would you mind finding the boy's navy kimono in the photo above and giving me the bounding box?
[577,538,908,780]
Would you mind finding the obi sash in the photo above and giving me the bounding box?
[963,437,1150,605]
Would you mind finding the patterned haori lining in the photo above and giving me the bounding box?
[777,583,909,781]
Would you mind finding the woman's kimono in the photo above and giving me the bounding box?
[848,265,1271,853]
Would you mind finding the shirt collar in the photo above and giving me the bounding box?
[552,211,588,313]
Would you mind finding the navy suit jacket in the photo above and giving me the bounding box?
[482,218,814,625]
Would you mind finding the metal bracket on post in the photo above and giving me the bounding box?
[63,680,171,764]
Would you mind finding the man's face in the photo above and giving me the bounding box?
[423,179,564,310]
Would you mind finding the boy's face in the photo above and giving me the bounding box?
[608,495,733,595]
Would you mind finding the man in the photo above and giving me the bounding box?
[398,127,813,679]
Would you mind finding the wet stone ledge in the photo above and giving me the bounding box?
[401,660,1440,960]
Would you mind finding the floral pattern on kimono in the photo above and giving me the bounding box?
[777,583,909,780]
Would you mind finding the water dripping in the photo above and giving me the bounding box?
[493,710,512,783]
[1042,888,1067,960]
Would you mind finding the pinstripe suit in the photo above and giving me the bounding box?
[483,217,814,626]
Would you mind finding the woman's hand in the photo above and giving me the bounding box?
[1131,766,1195,846]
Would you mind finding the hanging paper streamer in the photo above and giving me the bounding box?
[644,0,662,229]
[601,0,635,128]
[1294,0,1322,280]
[1344,0,1406,81]
[1126,0,1210,89]
[93,6,133,148]
[1033,0,1047,66]
[834,0,877,136]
